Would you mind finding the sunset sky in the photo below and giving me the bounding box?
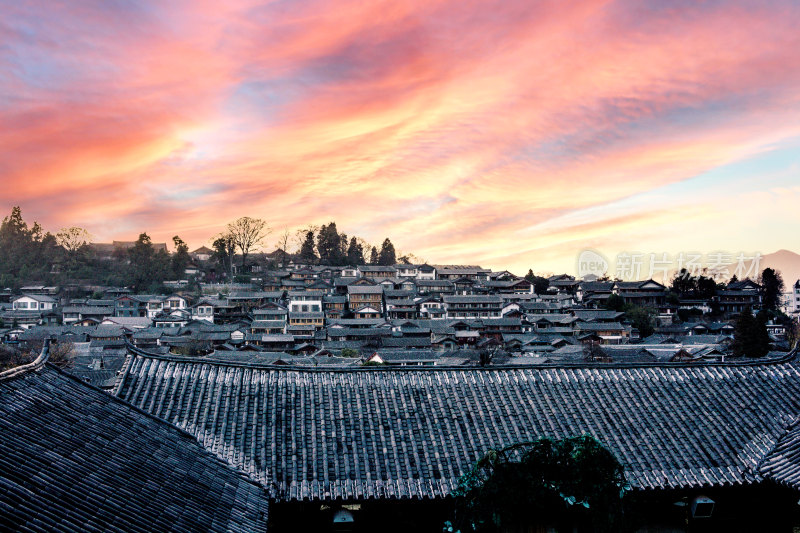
[3,0,800,275]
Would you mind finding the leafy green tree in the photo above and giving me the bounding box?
[378,238,396,266]
[760,268,784,312]
[298,230,318,264]
[0,206,58,286]
[369,246,379,265]
[624,305,654,338]
[128,233,155,291]
[127,233,170,291]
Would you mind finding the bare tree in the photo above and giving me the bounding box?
[293,224,320,252]
[276,227,291,267]
[56,226,93,253]
[225,217,271,270]
[787,318,800,351]
[18,337,75,369]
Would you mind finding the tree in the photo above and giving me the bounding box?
[316,222,348,265]
[171,235,191,279]
[786,318,800,350]
[450,436,627,533]
[341,347,359,358]
[126,233,170,291]
[671,269,719,300]
[696,275,718,300]
[731,308,770,358]
[665,291,680,306]
[225,217,270,270]
[760,268,785,312]
[346,237,364,266]
[624,305,654,338]
[276,228,292,267]
[339,233,349,265]
[56,226,92,253]
[298,230,318,265]
[604,293,625,312]
[55,226,92,273]
[0,345,31,372]
[369,246,379,265]
[378,238,396,266]
[525,269,550,294]
[0,206,55,286]
[671,268,694,295]
[212,234,236,279]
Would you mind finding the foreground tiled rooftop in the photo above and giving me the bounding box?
[115,345,800,502]
[0,346,269,532]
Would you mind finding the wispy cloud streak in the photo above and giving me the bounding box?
[2,0,800,272]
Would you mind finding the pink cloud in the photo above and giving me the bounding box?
[2,0,800,272]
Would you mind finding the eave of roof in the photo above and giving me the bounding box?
[115,344,800,502]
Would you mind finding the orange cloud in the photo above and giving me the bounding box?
[2,0,800,273]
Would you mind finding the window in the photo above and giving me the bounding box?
[17,301,28,309]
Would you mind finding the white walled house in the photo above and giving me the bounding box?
[12,295,56,312]
[289,298,322,313]
[394,265,418,278]
[164,295,188,311]
[786,280,800,317]
[192,301,215,323]
[416,264,436,280]
[145,297,165,319]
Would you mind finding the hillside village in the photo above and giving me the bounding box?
[4,215,800,531]
[2,236,799,389]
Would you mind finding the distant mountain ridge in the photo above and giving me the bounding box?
[758,249,800,285]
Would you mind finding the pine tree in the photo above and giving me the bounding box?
[369,246,379,265]
[299,231,317,265]
[316,223,342,265]
[378,238,396,266]
[760,268,784,312]
[346,237,364,266]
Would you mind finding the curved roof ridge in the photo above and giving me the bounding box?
[0,340,50,381]
[124,341,798,373]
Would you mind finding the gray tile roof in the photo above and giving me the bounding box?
[760,418,800,490]
[115,347,800,502]
[347,285,384,294]
[0,358,269,532]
